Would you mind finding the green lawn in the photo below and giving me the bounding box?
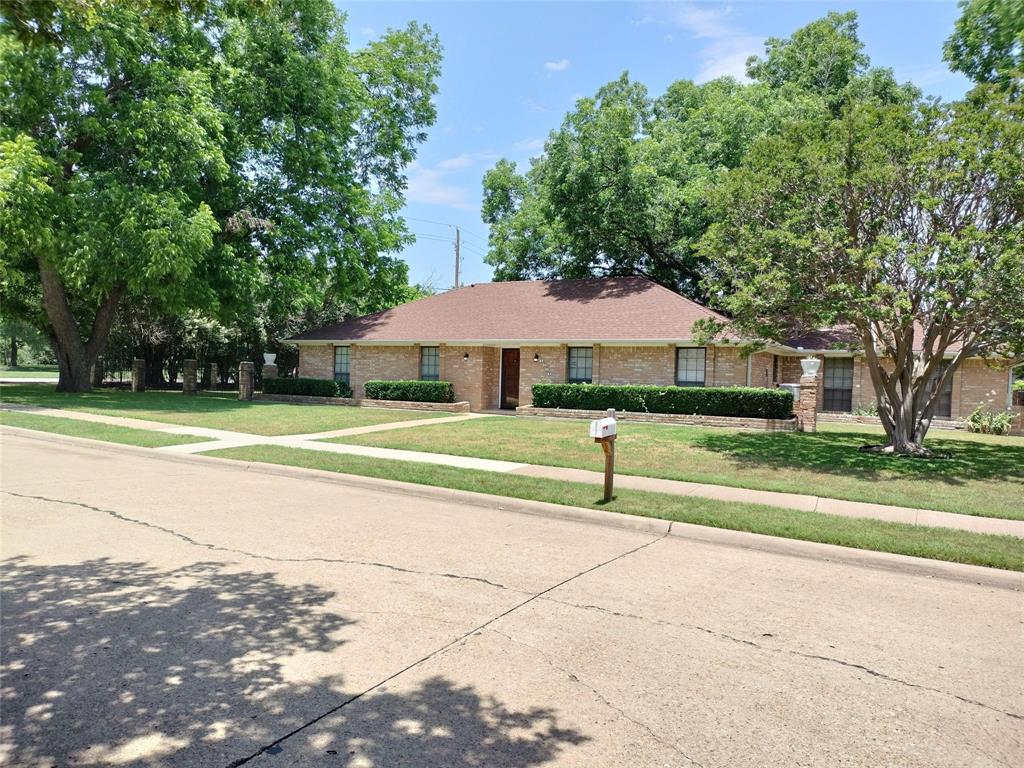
[0,384,451,436]
[203,444,1024,572]
[327,416,1024,520]
[0,365,59,378]
[0,410,207,448]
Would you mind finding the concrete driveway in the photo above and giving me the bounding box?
[1,432,1021,767]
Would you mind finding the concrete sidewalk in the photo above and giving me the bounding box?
[3,401,1020,538]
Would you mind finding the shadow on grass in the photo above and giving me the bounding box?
[0,383,268,415]
[694,429,1024,487]
[0,557,586,766]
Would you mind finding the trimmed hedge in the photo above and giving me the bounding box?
[263,376,353,399]
[531,383,794,419]
[364,380,455,403]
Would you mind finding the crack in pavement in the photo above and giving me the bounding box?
[220,531,671,767]
[1,490,522,594]
[486,627,706,767]
[542,596,1024,723]
[3,488,674,766]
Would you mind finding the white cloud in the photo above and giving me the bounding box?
[405,162,476,211]
[523,97,548,114]
[514,138,546,152]
[437,153,476,171]
[695,36,762,83]
[668,2,735,39]
[359,26,375,36]
[639,2,762,84]
[543,58,571,72]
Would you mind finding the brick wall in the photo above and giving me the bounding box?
[481,347,501,410]
[748,352,775,389]
[955,359,1011,419]
[297,344,333,379]
[518,345,566,406]
[707,346,747,387]
[350,345,419,399]
[438,346,489,411]
[597,345,675,386]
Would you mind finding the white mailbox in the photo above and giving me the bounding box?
[589,416,617,439]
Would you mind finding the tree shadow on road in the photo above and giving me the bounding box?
[0,557,586,767]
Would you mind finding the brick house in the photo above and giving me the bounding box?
[289,277,1021,419]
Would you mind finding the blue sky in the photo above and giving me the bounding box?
[341,1,973,289]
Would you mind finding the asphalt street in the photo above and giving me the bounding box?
[1,431,1021,767]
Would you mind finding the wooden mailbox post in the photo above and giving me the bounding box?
[590,408,617,502]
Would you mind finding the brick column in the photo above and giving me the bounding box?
[263,362,278,381]
[131,359,146,393]
[182,359,198,394]
[92,358,104,387]
[207,362,218,390]
[798,373,819,432]
[238,361,254,401]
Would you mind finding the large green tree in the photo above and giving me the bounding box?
[0,0,441,390]
[481,12,913,298]
[944,0,1024,90]
[700,87,1024,456]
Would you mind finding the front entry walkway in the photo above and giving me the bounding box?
[3,402,1020,538]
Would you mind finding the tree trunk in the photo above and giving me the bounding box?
[860,332,966,458]
[52,344,96,392]
[8,337,17,368]
[37,256,125,393]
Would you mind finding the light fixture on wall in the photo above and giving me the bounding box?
[463,352,469,360]
[533,353,540,362]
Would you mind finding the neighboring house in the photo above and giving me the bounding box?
[288,277,1020,419]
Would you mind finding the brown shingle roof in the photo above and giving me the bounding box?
[289,277,735,343]
[785,323,967,354]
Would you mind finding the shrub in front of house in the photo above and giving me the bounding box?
[531,383,794,419]
[364,380,455,403]
[263,377,352,398]
[964,406,1014,435]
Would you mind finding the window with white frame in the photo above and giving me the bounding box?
[333,346,350,384]
[419,346,440,381]
[675,347,706,387]
[567,347,593,383]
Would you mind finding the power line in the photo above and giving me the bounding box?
[405,216,488,243]
[410,231,454,243]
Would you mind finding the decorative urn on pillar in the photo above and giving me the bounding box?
[800,356,821,377]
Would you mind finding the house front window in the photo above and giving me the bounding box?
[419,346,440,381]
[675,347,706,387]
[927,361,954,418]
[333,346,350,384]
[823,357,854,412]
[567,347,593,383]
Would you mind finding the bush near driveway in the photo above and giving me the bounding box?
[364,380,455,403]
[263,376,353,398]
[532,383,794,419]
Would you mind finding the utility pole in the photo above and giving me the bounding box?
[454,226,461,289]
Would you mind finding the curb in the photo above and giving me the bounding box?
[2,426,1021,591]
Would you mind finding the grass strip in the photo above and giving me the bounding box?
[0,410,208,448]
[326,417,1024,521]
[202,444,1024,572]
[0,383,451,436]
